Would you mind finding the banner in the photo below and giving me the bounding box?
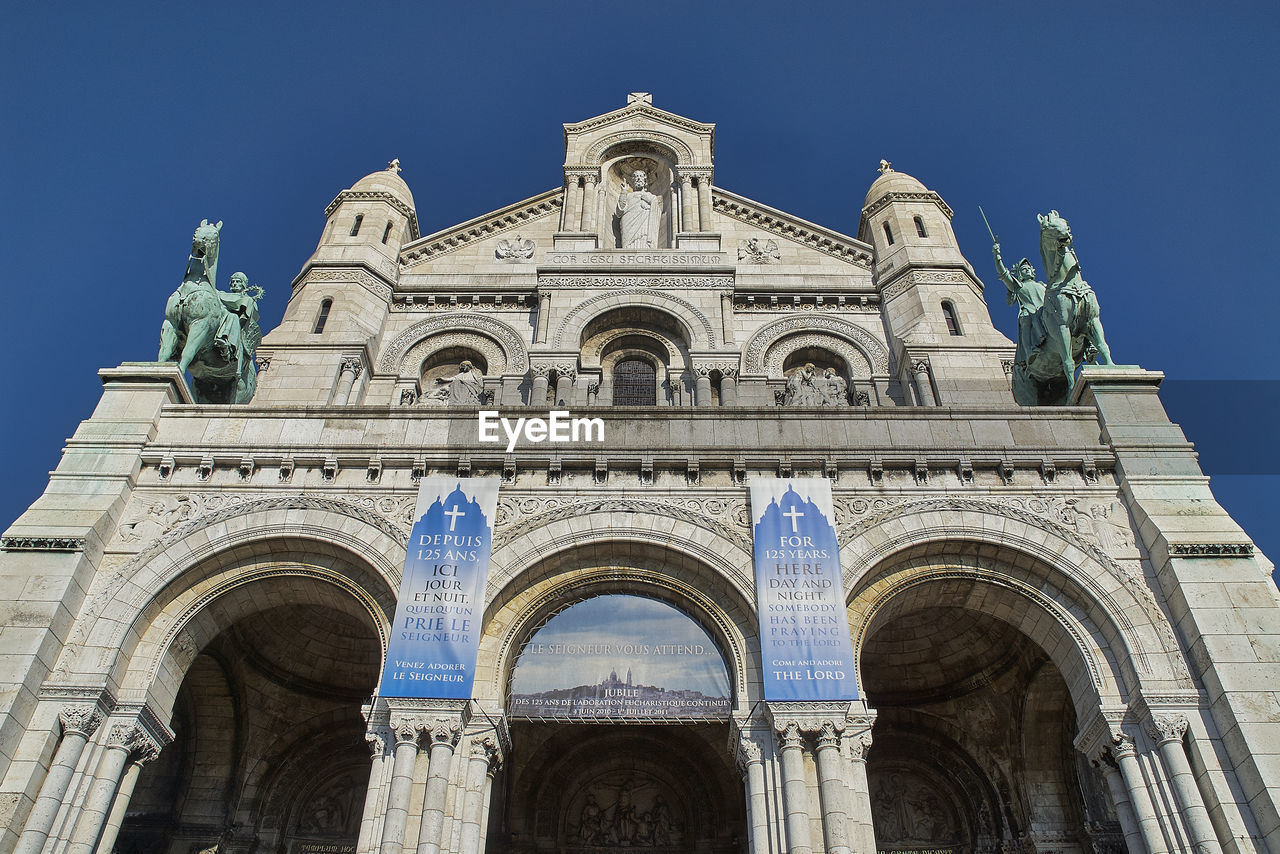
[378,477,500,699]
[749,478,858,701]
[508,595,732,720]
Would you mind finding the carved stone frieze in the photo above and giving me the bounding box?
[1,536,86,552]
[879,268,974,302]
[541,274,733,290]
[378,313,528,374]
[297,268,393,302]
[1168,542,1255,557]
[552,288,718,349]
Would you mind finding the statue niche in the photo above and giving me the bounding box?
[608,157,673,249]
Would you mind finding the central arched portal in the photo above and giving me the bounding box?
[496,595,743,854]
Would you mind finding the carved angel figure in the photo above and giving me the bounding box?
[495,234,535,260]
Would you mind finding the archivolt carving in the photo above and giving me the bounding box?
[378,313,528,374]
[401,332,508,379]
[762,332,874,379]
[581,328,684,368]
[587,131,694,165]
[744,316,889,375]
[553,290,716,349]
[836,496,1188,685]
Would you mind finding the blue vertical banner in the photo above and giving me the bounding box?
[749,478,858,701]
[379,477,500,699]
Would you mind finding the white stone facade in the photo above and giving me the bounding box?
[1,96,1277,854]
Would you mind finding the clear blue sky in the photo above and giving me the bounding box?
[2,2,1277,570]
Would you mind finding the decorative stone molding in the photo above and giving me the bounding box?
[400,331,510,380]
[733,294,881,314]
[744,315,889,375]
[296,267,393,302]
[378,313,528,374]
[324,189,419,240]
[862,189,954,222]
[880,268,975,302]
[1,536,87,552]
[552,288,717,350]
[59,705,104,737]
[390,292,537,312]
[401,190,561,266]
[582,128,696,164]
[1168,542,1254,557]
[713,190,873,268]
[541,274,733,290]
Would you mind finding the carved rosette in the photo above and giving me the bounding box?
[1146,713,1189,746]
[59,705,104,738]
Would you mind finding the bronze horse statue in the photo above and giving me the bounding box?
[158,220,261,404]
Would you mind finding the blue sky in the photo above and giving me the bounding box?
[2,2,1277,569]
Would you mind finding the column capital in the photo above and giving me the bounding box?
[392,717,427,745]
[816,720,842,750]
[59,705,104,738]
[1108,731,1138,760]
[842,728,873,762]
[340,354,364,375]
[776,720,804,749]
[105,723,163,764]
[366,728,389,756]
[1145,712,1189,746]
[429,716,463,746]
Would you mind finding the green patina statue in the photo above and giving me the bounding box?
[158,221,264,404]
[989,210,1113,405]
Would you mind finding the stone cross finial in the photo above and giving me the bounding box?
[627,92,653,105]
[387,158,402,173]
[878,159,893,174]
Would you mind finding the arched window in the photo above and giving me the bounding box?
[942,301,961,336]
[612,359,657,405]
[349,214,363,237]
[313,299,332,334]
[914,215,928,238]
[882,221,895,246]
[382,221,394,244]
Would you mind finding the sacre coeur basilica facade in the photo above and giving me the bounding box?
[1,95,1277,854]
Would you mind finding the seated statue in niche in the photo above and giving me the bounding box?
[820,367,849,406]
[784,363,823,406]
[425,360,483,406]
[615,169,658,249]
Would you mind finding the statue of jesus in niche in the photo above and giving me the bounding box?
[615,169,658,248]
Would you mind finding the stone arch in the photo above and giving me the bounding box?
[53,498,406,714]
[587,132,694,165]
[400,331,508,381]
[839,499,1191,724]
[743,314,890,375]
[581,325,686,371]
[554,291,715,350]
[768,332,874,380]
[376,313,528,374]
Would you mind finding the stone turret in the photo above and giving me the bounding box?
[860,163,1015,406]
[254,161,418,405]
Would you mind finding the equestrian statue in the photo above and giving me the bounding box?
[158,220,264,404]
[985,208,1113,405]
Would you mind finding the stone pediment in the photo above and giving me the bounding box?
[400,188,561,267]
[713,187,874,269]
[563,95,715,168]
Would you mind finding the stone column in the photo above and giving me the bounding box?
[563,176,582,230]
[529,366,550,407]
[911,359,936,406]
[380,719,425,854]
[66,724,161,854]
[1147,714,1221,854]
[581,175,598,233]
[776,722,813,854]
[95,747,157,854]
[697,176,713,232]
[735,734,770,854]
[15,706,103,854]
[814,722,850,854]
[680,176,697,232]
[332,356,364,405]
[720,291,735,344]
[1110,734,1168,854]
[554,368,575,406]
[459,737,500,854]
[694,367,713,407]
[1094,754,1144,854]
[359,731,390,854]
[844,726,875,854]
[417,718,462,854]
[721,368,739,406]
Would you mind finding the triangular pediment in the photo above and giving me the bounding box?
[713,187,875,269]
[564,99,715,144]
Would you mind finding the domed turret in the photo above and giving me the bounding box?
[318,158,419,258]
[862,162,929,210]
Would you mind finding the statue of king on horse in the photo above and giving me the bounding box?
[158,220,264,404]
[986,209,1113,405]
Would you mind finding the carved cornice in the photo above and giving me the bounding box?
[713,189,874,269]
[1,536,87,552]
[861,189,954,221]
[401,189,561,267]
[1168,542,1255,557]
[879,268,977,302]
[296,267,393,302]
[539,274,733,290]
[565,101,714,139]
[325,190,420,240]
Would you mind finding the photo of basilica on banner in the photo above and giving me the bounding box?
[1,93,1277,854]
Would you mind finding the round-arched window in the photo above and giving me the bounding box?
[613,358,657,405]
